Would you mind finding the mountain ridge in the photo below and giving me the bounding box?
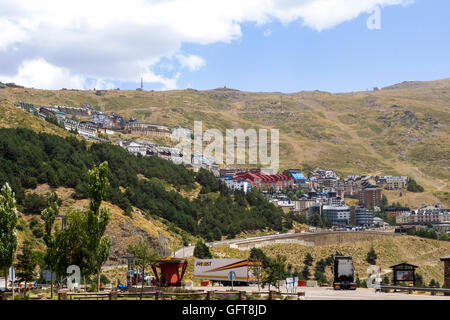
[0,78,449,207]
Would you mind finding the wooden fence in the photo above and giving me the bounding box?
[57,289,306,301]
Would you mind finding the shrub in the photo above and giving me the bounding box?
[407,179,424,192]
[193,240,212,259]
[23,193,47,215]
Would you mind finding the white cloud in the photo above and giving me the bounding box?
[4,59,85,89]
[0,18,29,51]
[142,70,181,91]
[176,54,206,72]
[0,0,413,89]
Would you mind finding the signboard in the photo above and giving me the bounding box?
[286,276,298,293]
[286,277,298,287]
[396,270,414,281]
[9,267,15,299]
[228,271,236,290]
[43,270,56,283]
[8,266,15,281]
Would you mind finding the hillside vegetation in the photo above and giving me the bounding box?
[210,236,450,286]
[1,79,448,206]
[0,128,287,243]
[17,183,188,264]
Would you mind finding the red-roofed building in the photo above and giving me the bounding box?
[233,171,294,191]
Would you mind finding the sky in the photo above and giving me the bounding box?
[0,0,449,93]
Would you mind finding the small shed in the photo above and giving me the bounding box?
[389,262,418,286]
[440,255,450,289]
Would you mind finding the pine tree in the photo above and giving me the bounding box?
[429,279,440,288]
[301,265,311,280]
[0,183,18,293]
[193,240,212,259]
[380,194,388,211]
[366,247,377,265]
[304,252,314,266]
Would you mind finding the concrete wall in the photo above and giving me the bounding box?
[232,231,399,250]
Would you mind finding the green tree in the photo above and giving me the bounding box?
[380,194,388,211]
[127,239,159,300]
[181,232,190,247]
[193,240,212,259]
[355,274,363,287]
[249,248,271,269]
[86,162,112,292]
[0,183,18,292]
[429,279,440,288]
[16,240,38,296]
[415,273,425,287]
[406,179,424,192]
[250,262,263,291]
[23,193,47,215]
[261,266,276,291]
[41,192,59,299]
[261,255,287,292]
[314,270,327,285]
[304,252,314,266]
[301,265,311,280]
[382,275,390,285]
[270,254,287,292]
[315,259,326,273]
[366,246,377,265]
[54,209,89,288]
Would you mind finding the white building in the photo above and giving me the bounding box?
[220,178,251,193]
[127,141,147,156]
[396,204,450,225]
[322,205,351,227]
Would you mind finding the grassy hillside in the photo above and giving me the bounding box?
[0,100,72,137]
[1,79,448,206]
[0,127,288,269]
[209,236,450,286]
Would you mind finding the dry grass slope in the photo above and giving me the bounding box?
[1,79,448,206]
[211,236,450,285]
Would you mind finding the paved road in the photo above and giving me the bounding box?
[190,285,450,300]
[174,245,196,258]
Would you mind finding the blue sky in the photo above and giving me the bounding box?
[170,0,450,93]
[1,0,449,93]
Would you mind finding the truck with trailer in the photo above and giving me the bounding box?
[194,259,262,286]
[333,256,357,290]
